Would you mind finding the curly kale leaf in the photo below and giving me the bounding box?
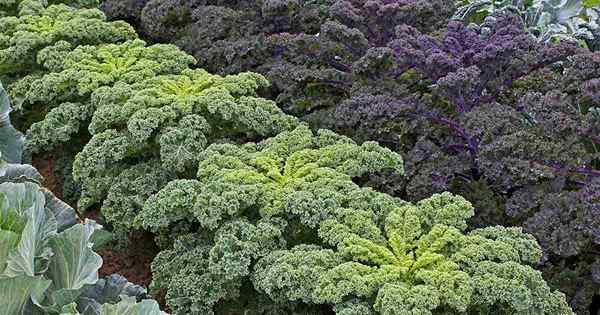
[151,218,286,315]
[99,160,175,235]
[507,177,600,313]
[25,39,195,104]
[99,0,149,27]
[0,4,136,77]
[252,245,344,304]
[389,15,580,112]
[20,39,195,155]
[88,69,296,140]
[24,102,92,156]
[0,0,100,16]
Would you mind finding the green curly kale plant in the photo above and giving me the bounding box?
[0,0,99,17]
[137,124,403,233]
[253,192,574,314]
[0,4,136,79]
[73,69,299,232]
[17,39,195,155]
[142,125,404,314]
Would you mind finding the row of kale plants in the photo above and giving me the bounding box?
[0,0,598,314]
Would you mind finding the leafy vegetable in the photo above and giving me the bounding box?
[454,0,600,47]
[145,125,404,314]
[19,39,195,155]
[0,0,100,17]
[254,193,573,314]
[0,4,136,78]
[73,68,298,232]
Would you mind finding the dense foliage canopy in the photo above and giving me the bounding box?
[0,0,598,314]
[96,1,600,313]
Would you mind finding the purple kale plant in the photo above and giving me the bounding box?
[388,14,580,112]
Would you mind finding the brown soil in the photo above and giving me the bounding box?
[32,151,63,199]
[97,231,159,288]
[84,206,102,222]
[96,231,170,311]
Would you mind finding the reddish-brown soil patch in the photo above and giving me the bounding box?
[98,231,159,288]
[32,151,62,199]
[84,206,102,223]
[153,289,169,312]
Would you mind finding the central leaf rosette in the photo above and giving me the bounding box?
[136,125,404,232]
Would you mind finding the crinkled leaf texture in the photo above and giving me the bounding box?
[0,0,100,17]
[73,67,298,231]
[0,4,137,76]
[145,124,404,314]
[253,192,574,314]
[138,124,404,232]
[22,39,196,155]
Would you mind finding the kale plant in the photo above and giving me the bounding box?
[0,0,99,16]
[135,126,572,314]
[0,4,136,81]
[72,68,299,235]
[16,39,195,155]
[99,0,456,113]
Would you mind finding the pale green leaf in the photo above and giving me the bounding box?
[100,296,166,315]
[0,81,24,164]
[1,182,57,277]
[0,275,51,314]
[47,220,103,308]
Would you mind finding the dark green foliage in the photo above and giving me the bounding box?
[1,0,595,314]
